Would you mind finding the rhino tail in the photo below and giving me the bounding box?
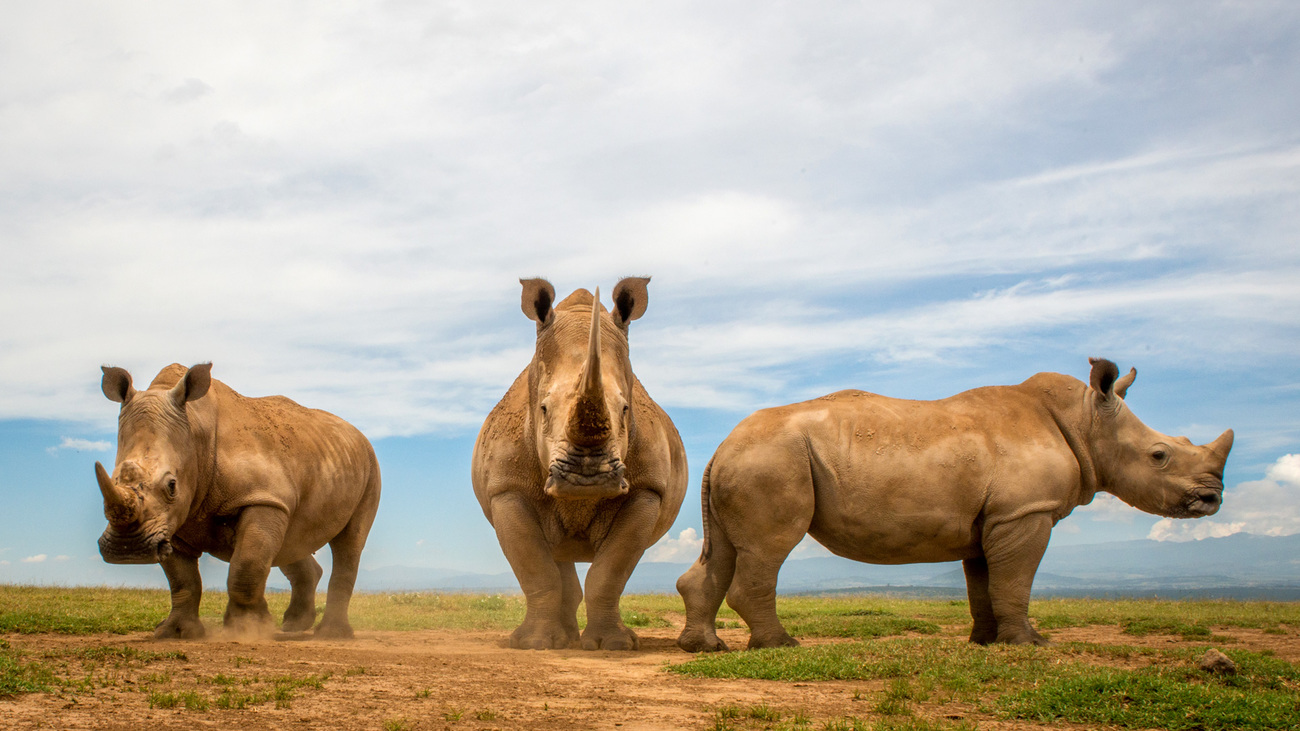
[700,456,716,560]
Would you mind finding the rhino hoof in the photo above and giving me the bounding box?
[314,621,355,640]
[154,618,205,640]
[747,633,799,650]
[677,631,728,653]
[581,626,640,651]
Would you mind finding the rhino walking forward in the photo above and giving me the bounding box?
[677,358,1233,651]
[473,278,687,650]
[95,363,381,639]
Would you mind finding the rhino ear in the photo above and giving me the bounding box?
[1113,367,1136,399]
[1088,357,1120,400]
[169,363,212,407]
[520,278,555,327]
[101,366,136,403]
[612,276,650,330]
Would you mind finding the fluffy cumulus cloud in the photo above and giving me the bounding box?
[645,528,703,563]
[1149,454,1300,542]
[21,554,47,563]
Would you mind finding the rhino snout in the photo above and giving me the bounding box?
[1186,486,1223,517]
[98,529,171,565]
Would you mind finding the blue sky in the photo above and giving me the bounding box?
[2,2,1299,587]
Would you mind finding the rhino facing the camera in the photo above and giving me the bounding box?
[473,278,687,650]
[95,363,381,639]
[677,358,1233,651]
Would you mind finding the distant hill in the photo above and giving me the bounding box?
[356,532,1300,599]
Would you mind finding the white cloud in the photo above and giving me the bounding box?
[46,437,112,456]
[1149,454,1300,542]
[645,527,703,563]
[53,555,71,562]
[21,554,47,563]
[790,535,833,559]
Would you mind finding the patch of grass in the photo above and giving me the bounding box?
[475,709,497,721]
[148,690,209,710]
[1122,617,1212,639]
[675,636,1300,731]
[1001,666,1300,730]
[382,719,411,731]
[443,708,464,722]
[0,641,56,696]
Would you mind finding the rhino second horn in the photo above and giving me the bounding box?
[96,461,140,527]
[1207,429,1234,460]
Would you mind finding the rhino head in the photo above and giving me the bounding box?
[95,363,211,564]
[1086,358,1234,519]
[520,277,649,501]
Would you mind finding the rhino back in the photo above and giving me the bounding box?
[190,380,378,562]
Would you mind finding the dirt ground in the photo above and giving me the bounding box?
[4,622,1298,731]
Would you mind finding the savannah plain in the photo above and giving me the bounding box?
[3,587,1300,731]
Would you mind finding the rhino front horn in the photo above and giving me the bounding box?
[1207,429,1234,460]
[96,461,139,527]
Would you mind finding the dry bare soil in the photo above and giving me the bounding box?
[6,620,1300,731]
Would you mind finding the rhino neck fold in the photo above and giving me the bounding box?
[1048,398,1101,506]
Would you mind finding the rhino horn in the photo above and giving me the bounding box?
[96,461,140,527]
[567,289,612,447]
[1207,429,1235,461]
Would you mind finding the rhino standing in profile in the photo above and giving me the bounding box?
[95,363,381,639]
[473,278,688,650]
[677,358,1234,651]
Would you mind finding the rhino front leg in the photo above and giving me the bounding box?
[980,512,1052,646]
[492,494,575,650]
[582,491,662,651]
[280,556,323,632]
[223,505,289,639]
[155,551,206,639]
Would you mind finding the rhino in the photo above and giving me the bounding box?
[473,278,688,650]
[95,363,381,639]
[677,358,1234,651]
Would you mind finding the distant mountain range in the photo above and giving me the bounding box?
[355,533,1300,600]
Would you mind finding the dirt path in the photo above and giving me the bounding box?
[3,624,1294,730]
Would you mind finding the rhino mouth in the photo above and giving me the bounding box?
[98,529,173,565]
[1182,485,1223,517]
[546,446,628,500]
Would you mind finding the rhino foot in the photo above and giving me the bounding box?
[510,622,577,650]
[153,615,205,640]
[222,611,276,641]
[282,608,318,633]
[677,629,728,653]
[581,624,639,651]
[314,620,355,640]
[746,632,799,650]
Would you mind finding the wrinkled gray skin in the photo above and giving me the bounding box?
[677,358,1234,652]
[473,278,688,650]
[96,363,381,640]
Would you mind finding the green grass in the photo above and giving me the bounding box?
[670,637,1300,730]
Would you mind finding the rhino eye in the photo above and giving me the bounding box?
[1150,449,1169,465]
[166,478,177,498]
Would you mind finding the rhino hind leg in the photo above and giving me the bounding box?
[676,523,738,653]
[280,556,324,632]
[155,552,206,639]
[978,514,1053,646]
[316,505,378,640]
[962,557,998,645]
